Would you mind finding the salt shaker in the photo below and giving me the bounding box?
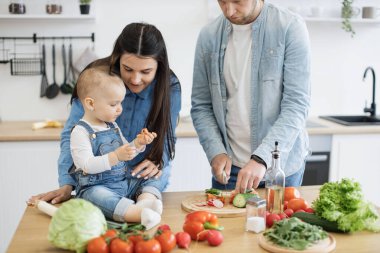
[246,196,266,233]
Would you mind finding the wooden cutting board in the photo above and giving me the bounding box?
[181,193,246,217]
[258,234,336,253]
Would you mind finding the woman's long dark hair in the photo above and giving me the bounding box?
[71,23,175,168]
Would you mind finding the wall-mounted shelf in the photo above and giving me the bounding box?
[304,17,380,24]
[0,14,95,21]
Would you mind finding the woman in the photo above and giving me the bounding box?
[29,22,181,205]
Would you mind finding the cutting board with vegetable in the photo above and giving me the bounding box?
[181,193,246,217]
[258,234,336,253]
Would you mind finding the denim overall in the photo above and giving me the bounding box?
[74,120,161,222]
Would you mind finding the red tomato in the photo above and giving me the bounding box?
[128,233,143,245]
[87,236,109,253]
[103,229,118,240]
[278,212,287,220]
[135,238,161,253]
[154,230,176,253]
[157,224,171,231]
[284,208,294,218]
[284,201,288,210]
[266,213,281,228]
[284,187,301,202]
[175,232,191,249]
[295,209,306,213]
[287,198,308,211]
[110,238,133,253]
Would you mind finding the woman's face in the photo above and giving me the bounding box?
[119,53,158,94]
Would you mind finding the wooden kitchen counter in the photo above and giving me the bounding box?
[2,117,380,142]
[7,186,380,253]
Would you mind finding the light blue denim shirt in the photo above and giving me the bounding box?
[58,74,181,187]
[191,2,311,176]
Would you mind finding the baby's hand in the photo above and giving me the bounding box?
[115,144,137,161]
[136,128,157,146]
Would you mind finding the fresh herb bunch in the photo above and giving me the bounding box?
[341,0,355,37]
[80,0,92,4]
[264,217,328,250]
[312,178,380,232]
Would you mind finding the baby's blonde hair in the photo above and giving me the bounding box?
[76,66,123,101]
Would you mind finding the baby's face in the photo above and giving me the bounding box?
[119,53,158,94]
[92,80,126,123]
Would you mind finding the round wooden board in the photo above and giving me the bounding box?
[258,234,336,253]
[181,193,246,217]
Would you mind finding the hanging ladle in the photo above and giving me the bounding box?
[60,43,73,94]
[45,43,59,99]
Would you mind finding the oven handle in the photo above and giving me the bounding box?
[306,154,329,162]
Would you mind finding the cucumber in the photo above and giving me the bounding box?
[292,212,345,233]
[232,193,257,208]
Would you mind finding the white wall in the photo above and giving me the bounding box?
[0,0,380,121]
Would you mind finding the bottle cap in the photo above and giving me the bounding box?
[247,196,266,207]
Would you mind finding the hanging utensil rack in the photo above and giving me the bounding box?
[0,33,95,76]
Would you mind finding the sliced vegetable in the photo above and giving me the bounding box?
[232,193,258,208]
[207,199,224,208]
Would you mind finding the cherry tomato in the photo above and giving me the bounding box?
[110,238,133,253]
[87,236,109,253]
[284,187,301,202]
[157,224,171,231]
[287,198,308,211]
[284,208,294,217]
[155,230,176,253]
[135,238,161,253]
[128,233,143,245]
[278,212,287,220]
[266,213,281,228]
[284,200,288,210]
[103,229,118,240]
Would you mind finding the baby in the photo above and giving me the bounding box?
[70,67,162,229]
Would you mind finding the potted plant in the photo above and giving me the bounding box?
[79,0,91,15]
[341,0,356,37]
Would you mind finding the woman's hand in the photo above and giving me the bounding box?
[131,159,161,179]
[28,185,73,205]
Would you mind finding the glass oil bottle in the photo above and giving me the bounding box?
[265,141,285,214]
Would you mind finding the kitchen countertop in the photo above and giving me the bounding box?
[7,186,380,253]
[1,117,380,142]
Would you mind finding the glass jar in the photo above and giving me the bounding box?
[245,196,266,233]
[9,0,26,14]
[46,0,62,14]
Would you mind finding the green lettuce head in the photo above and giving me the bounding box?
[48,199,107,253]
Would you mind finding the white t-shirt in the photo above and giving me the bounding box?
[224,23,252,168]
[70,119,143,174]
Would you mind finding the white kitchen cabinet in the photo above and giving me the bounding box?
[166,137,212,192]
[330,134,380,207]
[0,141,60,253]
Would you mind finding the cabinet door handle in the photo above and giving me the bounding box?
[306,155,328,162]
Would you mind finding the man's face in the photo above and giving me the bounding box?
[217,0,257,25]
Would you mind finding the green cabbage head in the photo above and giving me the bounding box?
[48,199,107,253]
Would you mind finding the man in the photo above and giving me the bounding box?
[191,0,311,193]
